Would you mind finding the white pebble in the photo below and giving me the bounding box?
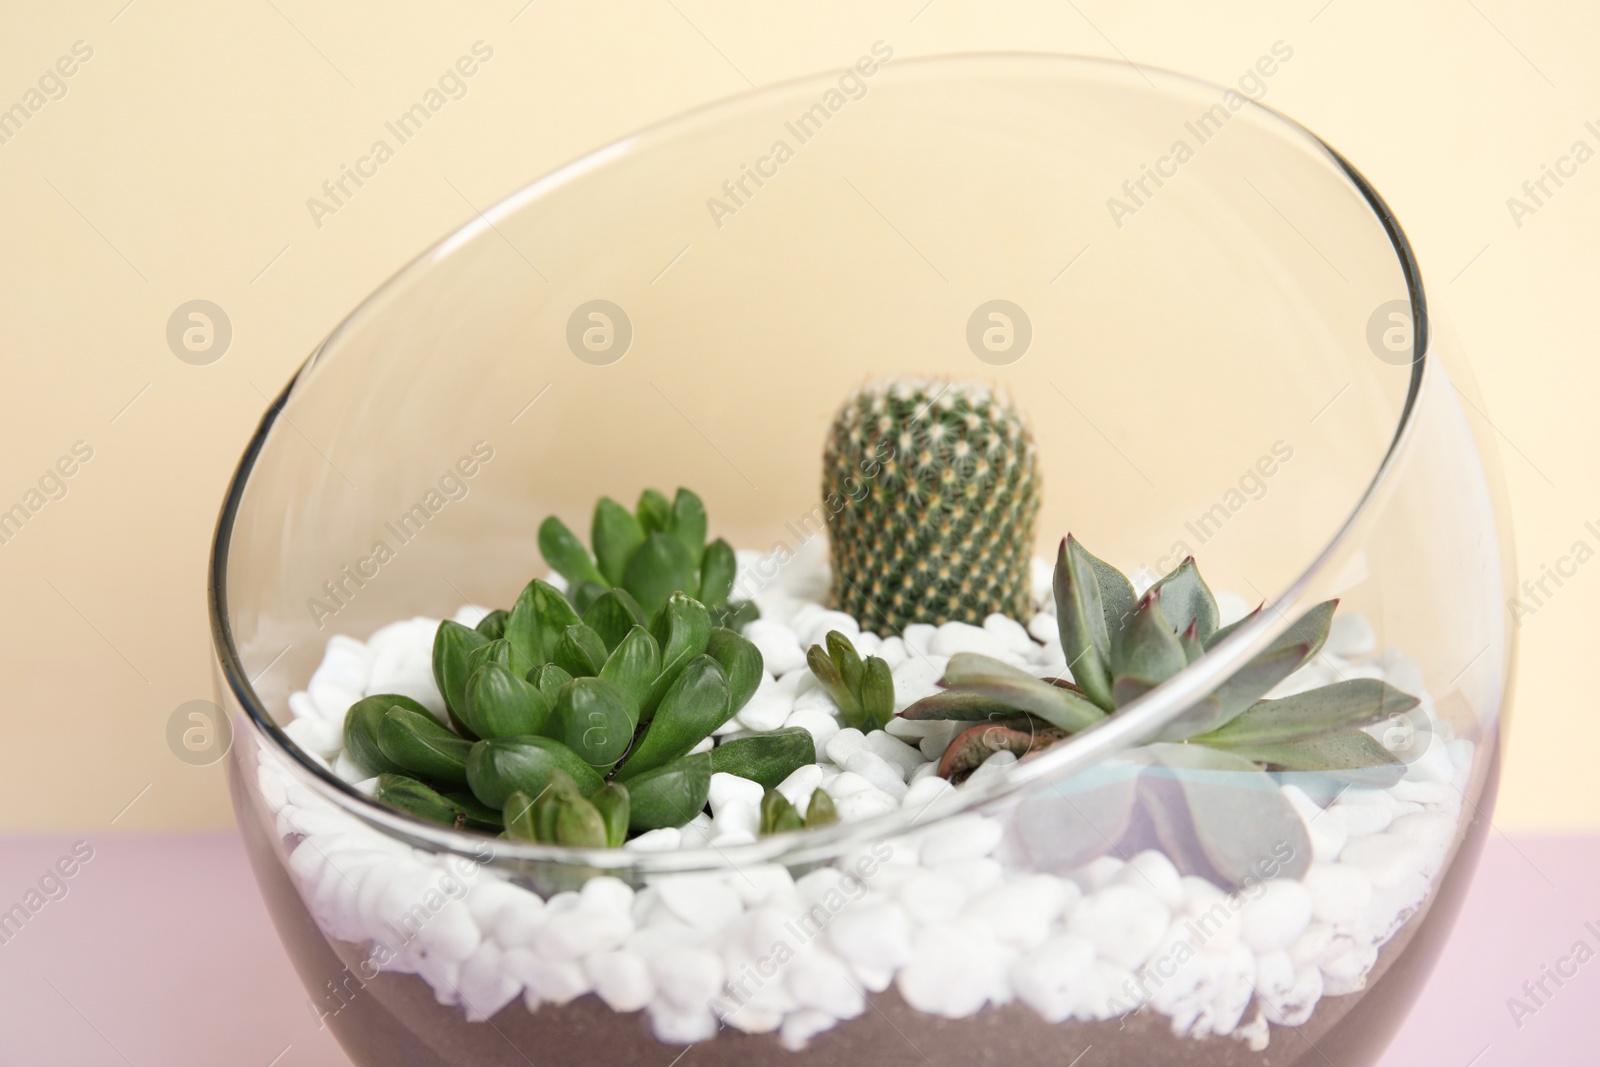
[586,951,654,1012]
[742,621,808,676]
[367,639,445,717]
[1011,933,1097,1022]
[897,922,1001,1018]
[825,728,867,766]
[902,624,936,656]
[533,905,632,959]
[875,636,907,667]
[1305,863,1373,926]
[833,789,898,823]
[650,946,725,1011]
[824,771,875,798]
[932,857,1004,897]
[457,942,521,1021]
[657,874,744,932]
[1116,850,1184,910]
[984,613,1037,655]
[798,610,860,648]
[787,953,865,1018]
[1329,801,1393,838]
[845,751,908,798]
[862,730,923,776]
[930,621,1008,658]
[709,772,765,814]
[416,901,482,962]
[735,673,792,731]
[900,775,954,813]
[967,874,1074,951]
[1240,879,1313,953]
[647,1001,718,1043]
[890,655,946,711]
[897,871,968,924]
[284,716,344,759]
[776,764,823,810]
[624,827,682,852]
[779,1008,838,1051]
[1338,833,1426,889]
[783,708,840,753]
[1068,885,1169,969]
[918,814,1004,865]
[829,903,913,969]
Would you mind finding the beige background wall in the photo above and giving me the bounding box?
[1,1,1594,832]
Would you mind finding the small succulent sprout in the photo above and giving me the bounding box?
[760,789,805,835]
[908,536,1415,889]
[806,630,895,732]
[465,736,606,809]
[503,789,539,841]
[375,704,472,785]
[461,663,551,739]
[614,655,732,780]
[626,752,712,832]
[709,728,816,789]
[343,694,434,776]
[759,784,838,835]
[591,783,631,847]
[537,488,758,627]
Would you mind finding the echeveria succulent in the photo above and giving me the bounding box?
[538,487,757,628]
[904,535,1416,888]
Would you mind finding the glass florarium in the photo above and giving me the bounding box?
[212,52,1514,1067]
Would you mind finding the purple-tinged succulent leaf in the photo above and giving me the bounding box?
[1053,537,1116,711]
[1152,642,1311,743]
[1148,557,1221,644]
[943,653,1105,732]
[1205,730,1406,786]
[1109,591,1186,690]
[1194,678,1419,748]
[937,720,1067,781]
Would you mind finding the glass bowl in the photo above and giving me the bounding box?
[212,51,1514,1067]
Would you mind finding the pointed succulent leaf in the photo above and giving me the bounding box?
[760,788,804,835]
[376,705,472,785]
[1053,537,1114,711]
[1254,600,1339,666]
[1205,731,1406,785]
[644,593,713,718]
[1204,605,1262,651]
[465,736,605,808]
[698,538,737,607]
[901,690,1025,721]
[706,627,764,713]
[825,631,864,699]
[1195,679,1420,748]
[1110,674,1160,707]
[553,793,610,847]
[570,581,607,615]
[614,656,730,780]
[666,488,709,558]
[548,676,638,769]
[553,623,609,678]
[1177,621,1205,665]
[433,620,490,716]
[592,497,645,586]
[856,656,895,732]
[1149,558,1221,644]
[1074,537,1138,640]
[343,695,429,776]
[529,662,574,704]
[636,488,672,535]
[505,580,580,668]
[1151,642,1312,742]
[463,663,552,739]
[804,788,838,828]
[622,532,700,618]
[626,752,712,831]
[806,642,858,717]
[1110,592,1186,690]
[375,774,468,827]
[1143,742,1313,888]
[474,610,509,641]
[503,790,538,841]
[943,653,1106,733]
[598,625,661,712]
[582,587,648,653]
[709,728,816,789]
[538,515,607,589]
[591,783,630,847]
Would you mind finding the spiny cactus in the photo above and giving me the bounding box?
[823,379,1040,633]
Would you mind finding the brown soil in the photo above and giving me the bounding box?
[234,741,1498,1067]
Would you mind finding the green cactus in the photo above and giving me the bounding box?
[823,379,1040,633]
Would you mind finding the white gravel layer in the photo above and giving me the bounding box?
[258,549,1477,1052]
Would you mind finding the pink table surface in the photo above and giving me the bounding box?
[0,831,1593,1066]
